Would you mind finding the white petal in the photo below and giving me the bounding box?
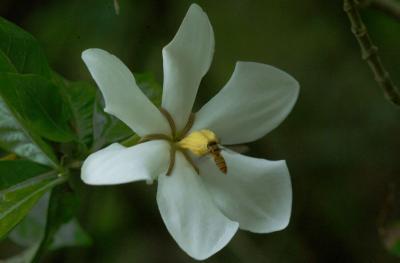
[82,48,170,136]
[81,141,169,185]
[191,62,299,144]
[199,150,292,233]
[157,152,238,260]
[161,4,214,132]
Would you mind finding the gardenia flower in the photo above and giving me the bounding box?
[81,3,299,260]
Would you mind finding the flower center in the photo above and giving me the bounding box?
[177,129,219,156]
[137,108,226,176]
[178,129,228,175]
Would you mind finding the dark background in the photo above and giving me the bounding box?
[1,0,400,262]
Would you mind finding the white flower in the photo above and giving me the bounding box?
[81,3,299,260]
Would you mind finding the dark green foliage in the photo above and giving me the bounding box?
[0,169,62,239]
[135,72,163,106]
[0,16,51,78]
[0,16,94,261]
[0,50,14,73]
[0,160,49,189]
[90,92,132,152]
[0,13,163,262]
[4,0,400,262]
[9,190,91,263]
[64,81,96,148]
[0,73,75,143]
[0,17,68,168]
[0,98,58,167]
[32,185,91,262]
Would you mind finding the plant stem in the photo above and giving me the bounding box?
[113,0,120,15]
[121,134,140,147]
[0,153,17,160]
[343,0,400,106]
[360,0,400,22]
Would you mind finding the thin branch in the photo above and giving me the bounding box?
[113,0,120,15]
[343,0,400,106]
[360,0,400,22]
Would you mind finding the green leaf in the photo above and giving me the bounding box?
[0,160,49,189]
[0,172,65,239]
[0,50,16,73]
[0,98,58,167]
[8,193,49,247]
[2,243,40,263]
[89,72,162,151]
[9,191,90,251]
[50,218,92,250]
[102,119,132,145]
[53,71,107,156]
[61,79,96,150]
[0,73,75,143]
[90,96,109,151]
[91,93,132,151]
[89,72,162,152]
[0,16,51,78]
[135,72,162,106]
[32,185,89,262]
[0,18,69,167]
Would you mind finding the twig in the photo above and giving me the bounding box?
[343,0,400,106]
[359,0,400,22]
[113,0,120,15]
[0,153,17,160]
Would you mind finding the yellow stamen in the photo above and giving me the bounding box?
[178,129,218,156]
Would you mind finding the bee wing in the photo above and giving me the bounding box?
[219,145,248,154]
[224,144,250,154]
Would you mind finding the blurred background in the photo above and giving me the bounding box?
[1,0,400,262]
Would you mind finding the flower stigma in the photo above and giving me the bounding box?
[137,108,225,176]
[177,129,218,156]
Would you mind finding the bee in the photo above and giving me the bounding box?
[207,141,227,174]
[178,129,228,174]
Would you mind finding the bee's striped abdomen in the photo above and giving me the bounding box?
[207,141,227,174]
[213,152,227,174]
